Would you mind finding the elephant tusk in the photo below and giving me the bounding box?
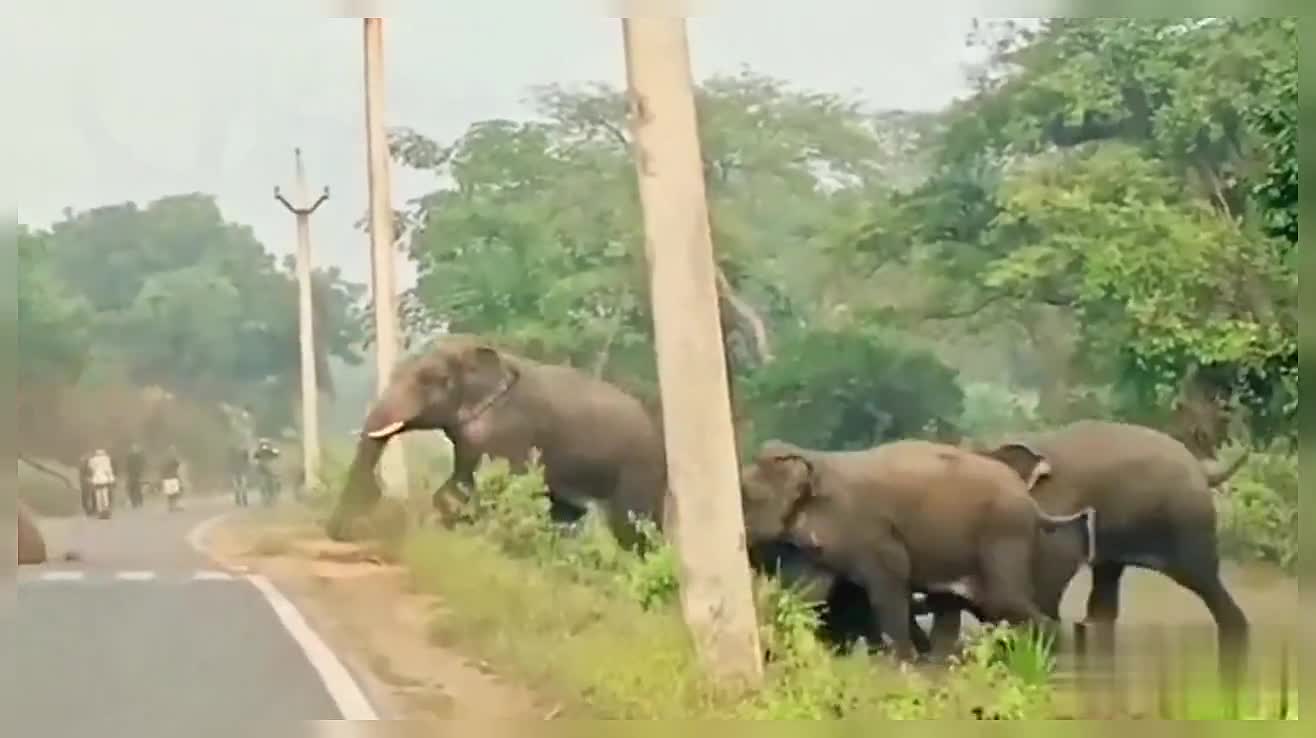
[365,420,405,439]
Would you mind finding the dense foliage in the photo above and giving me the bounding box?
[388,18,1295,461]
[16,194,366,464]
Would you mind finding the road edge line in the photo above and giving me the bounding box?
[185,510,238,562]
[245,573,380,720]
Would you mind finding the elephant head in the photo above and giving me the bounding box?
[977,441,1051,491]
[739,440,816,545]
[328,336,521,541]
[362,336,520,441]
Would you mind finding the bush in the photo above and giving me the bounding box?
[1215,442,1297,571]
[401,455,1057,719]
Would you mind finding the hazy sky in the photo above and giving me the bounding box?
[5,1,1003,288]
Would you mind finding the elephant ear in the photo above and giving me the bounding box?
[756,440,816,502]
[984,441,1051,491]
[459,344,519,399]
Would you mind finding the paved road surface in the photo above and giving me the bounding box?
[14,496,370,735]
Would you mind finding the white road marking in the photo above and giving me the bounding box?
[41,571,85,582]
[245,574,379,720]
[193,570,234,581]
[185,510,238,558]
[115,571,157,581]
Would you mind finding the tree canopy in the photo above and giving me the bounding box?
[386,19,1295,454]
[16,193,366,459]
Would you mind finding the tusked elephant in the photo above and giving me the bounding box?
[739,438,1095,660]
[327,335,670,549]
[18,500,47,565]
[972,419,1251,674]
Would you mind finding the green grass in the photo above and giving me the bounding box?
[392,454,1058,719]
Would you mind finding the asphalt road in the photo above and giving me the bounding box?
[14,495,365,735]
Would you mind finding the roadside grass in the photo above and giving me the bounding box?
[397,454,1056,719]
[294,442,1298,720]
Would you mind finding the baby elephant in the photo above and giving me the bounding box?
[739,438,1095,660]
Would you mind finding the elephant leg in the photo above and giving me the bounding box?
[1164,557,1249,694]
[432,461,475,526]
[1085,562,1125,624]
[979,537,1060,641]
[927,607,963,659]
[855,549,917,661]
[1083,561,1124,665]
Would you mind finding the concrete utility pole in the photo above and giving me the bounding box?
[620,17,763,688]
[362,16,408,498]
[274,147,329,495]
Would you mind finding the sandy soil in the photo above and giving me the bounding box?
[203,514,553,720]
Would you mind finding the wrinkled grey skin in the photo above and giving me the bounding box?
[974,420,1251,675]
[739,438,1095,661]
[327,335,669,548]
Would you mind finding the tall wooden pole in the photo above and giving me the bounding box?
[621,16,763,687]
[274,148,329,494]
[362,16,407,498]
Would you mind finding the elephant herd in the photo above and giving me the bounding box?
[328,334,1251,672]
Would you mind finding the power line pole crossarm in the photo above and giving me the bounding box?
[274,147,329,495]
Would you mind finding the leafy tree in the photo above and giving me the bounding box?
[388,71,939,400]
[863,18,1297,449]
[16,226,92,385]
[740,327,965,452]
[17,193,367,444]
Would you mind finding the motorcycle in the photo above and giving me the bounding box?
[162,476,183,512]
[256,465,279,507]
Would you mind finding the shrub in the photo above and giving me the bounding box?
[1215,442,1297,571]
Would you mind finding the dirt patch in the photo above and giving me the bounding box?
[204,512,552,720]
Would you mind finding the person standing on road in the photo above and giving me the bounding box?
[123,443,146,509]
[160,446,184,512]
[87,448,116,518]
[229,443,251,507]
[78,452,95,517]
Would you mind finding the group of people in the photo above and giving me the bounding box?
[77,437,285,516]
[227,437,282,508]
[79,443,185,517]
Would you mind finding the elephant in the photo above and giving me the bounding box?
[739,438,1096,660]
[18,500,47,565]
[748,540,944,656]
[327,335,670,549]
[970,419,1251,676]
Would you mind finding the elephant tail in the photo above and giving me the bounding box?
[1033,502,1097,564]
[1204,447,1251,488]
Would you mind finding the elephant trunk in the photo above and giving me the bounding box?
[325,436,388,541]
[362,398,410,440]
